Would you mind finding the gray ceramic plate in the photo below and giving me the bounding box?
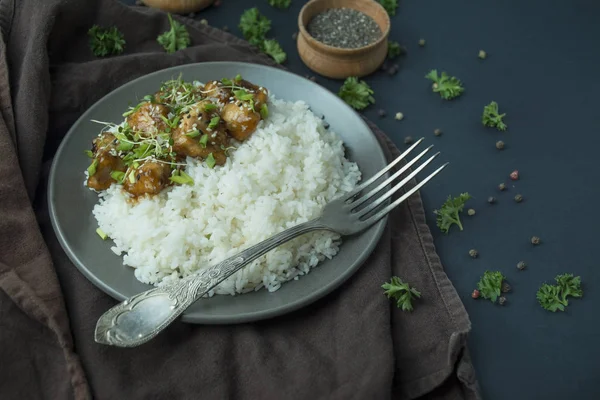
[49,62,387,324]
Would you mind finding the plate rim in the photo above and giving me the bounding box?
[48,61,388,324]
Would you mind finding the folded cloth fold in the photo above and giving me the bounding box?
[0,0,480,398]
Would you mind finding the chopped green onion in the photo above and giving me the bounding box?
[110,171,126,183]
[221,78,233,86]
[208,116,220,129]
[128,171,136,183]
[204,103,218,112]
[169,170,194,185]
[206,153,216,169]
[235,74,242,82]
[117,141,134,151]
[186,129,201,138]
[248,99,255,112]
[96,228,108,240]
[87,159,98,176]
[143,95,154,102]
[160,115,170,125]
[234,89,254,102]
[165,127,171,133]
[133,162,140,169]
[84,150,94,158]
[171,115,181,128]
[199,134,208,148]
[260,103,269,119]
[169,137,174,146]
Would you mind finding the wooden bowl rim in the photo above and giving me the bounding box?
[297,0,391,56]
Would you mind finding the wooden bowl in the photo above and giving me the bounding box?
[142,0,214,14]
[297,0,390,79]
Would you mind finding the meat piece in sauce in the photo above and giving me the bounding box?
[237,79,268,109]
[202,80,232,104]
[122,160,172,197]
[221,102,261,142]
[87,132,126,191]
[171,100,229,165]
[126,102,170,137]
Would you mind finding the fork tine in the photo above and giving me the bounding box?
[344,137,425,201]
[357,152,441,219]
[350,145,434,209]
[360,162,449,225]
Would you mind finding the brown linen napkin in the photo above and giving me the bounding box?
[0,0,480,398]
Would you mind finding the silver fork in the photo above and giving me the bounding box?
[95,138,447,347]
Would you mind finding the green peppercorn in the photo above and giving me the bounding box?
[517,261,527,270]
[487,196,496,204]
[418,38,426,47]
[514,194,523,203]
[531,236,541,245]
[498,183,506,191]
[404,136,413,144]
[496,140,505,150]
[469,249,478,258]
[478,50,487,59]
[200,19,208,25]
[498,296,507,306]
[395,112,404,120]
[434,128,442,136]
[467,208,476,216]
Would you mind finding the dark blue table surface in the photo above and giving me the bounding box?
[124,1,600,398]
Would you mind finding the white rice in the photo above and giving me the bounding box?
[91,95,361,295]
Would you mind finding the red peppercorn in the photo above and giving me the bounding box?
[472,289,480,299]
[510,170,519,180]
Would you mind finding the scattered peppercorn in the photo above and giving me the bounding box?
[487,196,496,204]
[498,182,506,191]
[378,109,386,118]
[323,122,330,129]
[292,32,298,40]
[478,50,487,59]
[496,140,505,150]
[404,136,413,144]
[469,249,478,258]
[472,289,480,299]
[418,38,426,46]
[510,170,519,180]
[501,282,511,293]
[467,208,476,216]
[387,64,399,76]
[395,112,404,120]
[514,194,523,203]
[200,19,208,25]
[498,296,507,306]
[434,128,442,136]
[531,236,541,245]
[517,261,527,270]
[380,62,389,72]
[309,76,317,82]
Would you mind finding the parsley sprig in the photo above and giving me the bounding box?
[239,8,287,64]
[433,193,471,234]
[378,0,398,16]
[88,25,126,57]
[157,13,191,53]
[425,70,465,100]
[338,77,375,110]
[482,101,508,131]
[382,277,421,311]
[268,0,291,9]
[537,274,583,312]
[477,271,505,303]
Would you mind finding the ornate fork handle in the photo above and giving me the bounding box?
[95,219,326,347]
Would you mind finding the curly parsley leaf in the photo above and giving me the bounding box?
[263,39,287,64]
[268,0,291,9]
[338,77,375,110]
[477,271,505,303]
[537,274,583,312]
[378,0,398,16]
[157,13,191,53]
[239,8,272,48]
[425,69,465,100]
[382,276,421,311]
[387,41,405,59]
[88,25,126,57]
[482,101,507,131]
[433,193,471,234]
